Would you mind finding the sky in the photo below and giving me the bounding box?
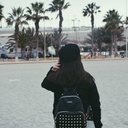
[0,0,128,28]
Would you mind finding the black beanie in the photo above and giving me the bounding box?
[58,44,80,63]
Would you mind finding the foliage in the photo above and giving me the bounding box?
[52,29,68,55]
[25,2,49,59]
[85,27,106,53]
[6,7,28,60]
[6,27,36,51]
[103,9,123,31]
[82,2,101,52]
[0,4,4,21]
[25,2,49,32]
[38,33,52,51]
[124,16,128,28]
[48,0,70,49]
[103,9,123,55]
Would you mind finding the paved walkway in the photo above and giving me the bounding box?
[0,59,128,128]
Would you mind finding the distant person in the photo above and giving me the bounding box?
[24,53,29,60]
[26,54,29,60]
[1,53,5,61]
[41,44,103,128]
[94,52,96,58]
[91,51,93,58]
[115,52,118,57]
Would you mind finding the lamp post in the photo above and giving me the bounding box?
[72,18,77,43]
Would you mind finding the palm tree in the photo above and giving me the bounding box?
[25,2,49,60]
[39,33,52,51]
[48,0,70,49]
[6,7,28,61]
[6,27,35,59]
[52,29,68,56]
[85,27,105,53]
[124,17,128,28]
[103,10,123,56]
[82,2,101,53]
[0,4,4,21]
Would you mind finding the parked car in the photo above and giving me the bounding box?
[46,52,51,57]
[38,51,54,58]
[120,51,126,58]
[38,52,43,58]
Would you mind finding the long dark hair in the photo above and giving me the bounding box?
[48,57,94,87]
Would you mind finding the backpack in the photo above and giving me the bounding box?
[54,82,87,128]
[86,105,93,121]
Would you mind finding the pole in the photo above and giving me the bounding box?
[0,49,1,61]
[126,0,128,58]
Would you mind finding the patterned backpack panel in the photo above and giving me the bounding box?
[54,84,87,128]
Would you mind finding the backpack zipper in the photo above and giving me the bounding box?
[59,95,81,100]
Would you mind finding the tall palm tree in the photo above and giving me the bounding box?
[6,7,28,61]
[0,4,4,21]
[103,10,122,56]
[82,2,101,53]
[25,2,49,60]
[48,0,70,49]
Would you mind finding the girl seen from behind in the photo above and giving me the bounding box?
[41,43,103,128]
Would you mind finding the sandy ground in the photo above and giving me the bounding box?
[0,59,128,128]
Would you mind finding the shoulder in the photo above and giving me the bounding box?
[41,77,63,93]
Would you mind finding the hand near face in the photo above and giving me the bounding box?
[52,60,60,72]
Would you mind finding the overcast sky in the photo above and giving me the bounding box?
[0,0,128,28]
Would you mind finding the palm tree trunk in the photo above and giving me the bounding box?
[36,36,39,60]
[91,28,94,53]
[59,9,63,50]
[56,44,59,57]
[35,19,39,60]
[113,31,117,57]
[15,24,19,62]
[91,14,94,53]
[21,47,24,59]
[111,31,114,58]
[115,30,117,53]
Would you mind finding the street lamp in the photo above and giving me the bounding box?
[72,18,77,43]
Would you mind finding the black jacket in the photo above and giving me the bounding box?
[41,68,103,128]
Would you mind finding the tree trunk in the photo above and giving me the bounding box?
[91,14,94,53]
[21,47,24,59]
[111,31,114,58]
[114,31,116,53]
[56,45,59,57]
[59,9,63,50]
[115,30,117,53]
[15,24,19,62]
[35,19,39,61]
